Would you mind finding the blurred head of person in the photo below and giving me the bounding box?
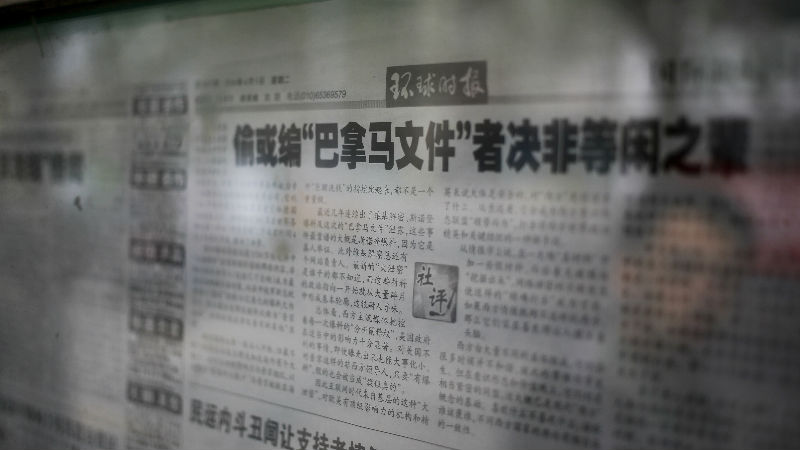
[621,191,755,339]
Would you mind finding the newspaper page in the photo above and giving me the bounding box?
[0,1,799,449]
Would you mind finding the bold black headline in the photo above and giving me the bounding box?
[232,116,749,176]
[189,398,377,450]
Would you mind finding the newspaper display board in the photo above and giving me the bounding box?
[1,1,799,449]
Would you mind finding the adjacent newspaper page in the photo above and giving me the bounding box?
[1,1,799,449]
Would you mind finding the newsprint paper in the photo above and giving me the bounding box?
[1,1,799,449]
